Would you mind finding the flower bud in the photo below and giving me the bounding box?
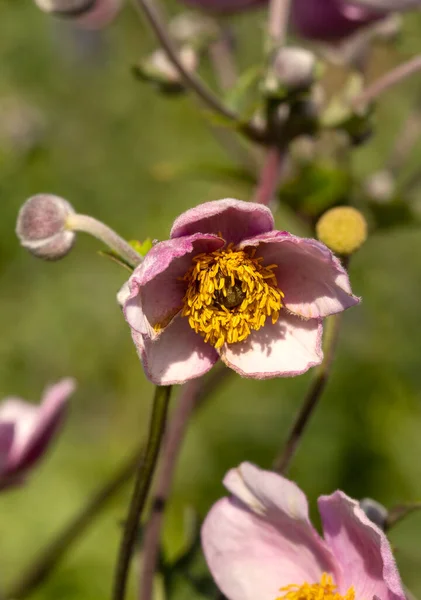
[134,46,198,93]
[316,206,368,255]
[264,47,317,96]
[16,194,76,260]
[34,0,122,29]
[359,498,388,530]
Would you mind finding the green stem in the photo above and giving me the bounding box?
[273,313,342,474]
[66,213,142,270]
[112,385,172,600]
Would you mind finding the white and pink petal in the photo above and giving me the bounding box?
[240,233,360,319]
[170,199,275,245]
[202,463,337,600]
[16,378,75,473]
[131,317,219,386]
[124,234,223,338]
[318,491,406,600]
[219,311,323,378]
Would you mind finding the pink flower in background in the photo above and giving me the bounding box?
[179,0,266,13]
[202,462,406,600]
[290,0,384,41]
[34,0,122,29]
[0,378,76,490]
[123,199,359,385]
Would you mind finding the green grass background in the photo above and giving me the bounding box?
[1,2,421,598]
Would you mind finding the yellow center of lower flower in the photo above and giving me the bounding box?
[180,245,284,349]
[276,574,355,600]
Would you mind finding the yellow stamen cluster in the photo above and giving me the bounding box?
[181,245,284,349]
[277,573,355,600]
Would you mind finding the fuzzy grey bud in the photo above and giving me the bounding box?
[16,194,76,260]
[265,47,317,96]
[359,498,388,531]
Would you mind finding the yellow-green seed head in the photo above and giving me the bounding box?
[316,206,367,255]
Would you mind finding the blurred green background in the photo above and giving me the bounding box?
[2,1,421,598]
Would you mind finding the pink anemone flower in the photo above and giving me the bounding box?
[0,378,75,490]
[202,462,406,600]
[179,0,267,14]
[123,199,359,385]
[290,0,385,41]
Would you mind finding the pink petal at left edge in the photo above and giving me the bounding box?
[219,311,323,378]
[124,234,224,339]
[12,378,76,474]
[170,199,275,246]
[318,491,406,600]
[0,423,14,475]
[202,463,338,600]
[240,233,360,319]
[73,0,122,29]
[132,316,219,385]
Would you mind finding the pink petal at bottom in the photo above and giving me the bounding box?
[318,492,406,600]
[132,316,219,385]
[202,491,334,600]
[219,312,323,378]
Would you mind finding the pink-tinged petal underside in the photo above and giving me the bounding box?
[0,423,14,475]
[0,399,40,471]
[290,0,381,41]
[240,233,360,319]
[0,379,75,475]
[202,463,338,600]
[219,311,323,378]
[318,491,406,600]
[170,199,275,245]
[124,234,224,339]
[131,317,219,385]
[16,378,75,473]
[71,0,123,29]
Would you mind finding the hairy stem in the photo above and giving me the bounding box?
[112,385,172,600]
[139,378,202,600]
[66,213,142,269]
[138,365,232,600]
[273,313,342,474]
[253,146,285,206]
[268,0,292,48]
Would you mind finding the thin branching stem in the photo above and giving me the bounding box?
[7,447,143,599]
[273,313,343,474]
[353,54,421,109]
[140,379,202,600]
